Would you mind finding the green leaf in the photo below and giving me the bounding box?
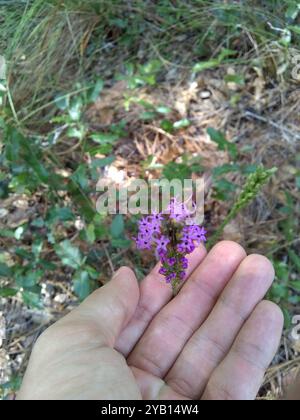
[67,126,85,140]
[88,79,104,103]
[54,94,69,110]
[111,238,131,248]
[241,164,258,175]
[224,74,245,85]
[193,49,237,74]
[163,162,192,181]
[207,127,237,159]
[71,165,89,190]
[193,59,220,73]
[31,217,45,228]
[218,48,237,60]
[173,118,190,129]
[91,156,115,168]
[207,127,227,146]
[0,288,18,297]
[288,25,300,35]
[15,226,25,240]
[139,111,157,120]
[90,133,120,144]
[55,240,84,270]
[73,270,93,301]
[15,248,32,260]
[67,180,96,222]
[16,271,43,289]
[47,206,75,223]
[212,163,240,177]
[86,224,96,244]
[68,97,83,121]
[87,144,113,155]
[290,281,300,291]
[0,263,12,278]
[160,119,174,133]
[22,291,43,309]
[0,83,6,92]
[286,4,300,21]
[215,178,237,192]
[156,106,172,114]
[289,249,300,272]
[110,215,124,239]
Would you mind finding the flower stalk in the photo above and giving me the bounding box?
[134,198,206,295]
[206,166,277,250]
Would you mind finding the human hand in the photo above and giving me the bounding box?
[18,241,283,400]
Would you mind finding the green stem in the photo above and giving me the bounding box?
[207,166,277,250]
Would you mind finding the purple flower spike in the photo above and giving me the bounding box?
[134,198,207,292]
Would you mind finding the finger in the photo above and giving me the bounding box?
[166,254,275,398]
[127,241,246,377]
[201,300,283,400]
[131,366,190,400]
[61,266,140,348]
[116,244,207,356]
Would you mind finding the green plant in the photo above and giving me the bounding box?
[207,166,278,249]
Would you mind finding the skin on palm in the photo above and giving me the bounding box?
[18,241,284,401]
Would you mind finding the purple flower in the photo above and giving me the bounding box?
[134,199,207,291]
[159,267,168,276]
[136,233,153,250]
[177,238,195,254]
[177,243,186,254]
[168,198,196,222]
[151,223,161,235]
[182,225,207,246]
[155,236,170,253]
[157,248,167,258]
[139,217,151,230]
[150,211,164,223]
[180,257,189,269]
[166,272,176,283]
[167,257,176,266]
[179,271,186,280]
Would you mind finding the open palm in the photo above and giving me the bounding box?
[18,241,283,400]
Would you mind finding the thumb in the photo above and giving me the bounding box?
[71,266,140,347]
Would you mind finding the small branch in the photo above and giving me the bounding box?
[103,244,115,276]
[244,110,300,141]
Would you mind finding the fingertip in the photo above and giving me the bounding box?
[245,254,275,279]
[112,266,140,299]
[255,300,284,329]
[210,240,247,260]
[189,242,207,261]
[113,266,137,280]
